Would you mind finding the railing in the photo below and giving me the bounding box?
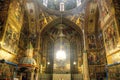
[39,74,83,80]
[71,74,83,80]
[40,74,52,80]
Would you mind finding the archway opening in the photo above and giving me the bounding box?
[40,18,83,79]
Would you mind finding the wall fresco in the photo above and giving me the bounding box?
[3,23,19,53]
[87,34,96,50]
[88,52,98,65]
[103,20,118,55]
[98,0,113,28]
[0,63,13,79]
[39,11,55,31]
[2,0,23,54]
[0,0,10,39]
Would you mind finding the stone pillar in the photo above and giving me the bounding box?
[30,69,35,80]
[35,69,39,80]
[83,51,90,80]
[82,29,90,80]
[27,68,35,80]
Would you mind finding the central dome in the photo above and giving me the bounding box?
[39,0,83,11]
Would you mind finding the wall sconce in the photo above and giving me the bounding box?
[47,62,50,65]
[73,61,76,65]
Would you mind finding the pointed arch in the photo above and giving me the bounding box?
[41,17,83,36]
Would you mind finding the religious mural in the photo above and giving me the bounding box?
[2,0,23,54]
[18,10,29,50]
[88,52,98,65]
[0,15,5,37]
[66,13,83,29]
[39,11,55,31]
[18,32,28,50]
[98,0,113,28]
[87,34,96,49]
[98,0,109,19]
[87,31,106,65]
[0,0,10,39]
[26,2,36,34]
[0,63,13,79]
[98,50,106,64]
[39,12,48,30]
[97,33,104,49]
[103,20,118,55]
[108,65,120,80]
[3,24,19,54]
[113,0,120,35]
[88,50,106,65]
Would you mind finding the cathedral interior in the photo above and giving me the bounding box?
[0,0,120,80]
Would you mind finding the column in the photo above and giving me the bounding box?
[30,69,35,80]
[83,29,90,80]
[35,69,39,80]
[20,73,22,80]
[83,51,90,80]
[28,68,35,80]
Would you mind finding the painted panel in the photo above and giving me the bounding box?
[98,0,113,28]
[103,20,118,55]
[87,34,96,50]
[0,63,14,79]
[2,0,23,54]
[0,0,10,40]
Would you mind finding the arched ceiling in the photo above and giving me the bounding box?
[41,17,84,62]
[23,0,99,49]
[40,18,83,47]
[41,17,83,37]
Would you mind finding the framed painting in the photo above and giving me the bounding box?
[103,20,119,55]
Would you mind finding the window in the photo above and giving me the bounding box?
[43,0,48,7]
[60,2,64,11]
[76,0,81,7]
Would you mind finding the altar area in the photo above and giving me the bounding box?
[53,74,71,80]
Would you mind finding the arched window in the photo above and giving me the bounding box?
[76,0,81,7]
[43,0,48,7]
[60,2,65,11]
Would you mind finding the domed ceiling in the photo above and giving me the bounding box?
[39,0,84,11]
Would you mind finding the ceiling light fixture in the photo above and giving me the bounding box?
[56,50,66,60]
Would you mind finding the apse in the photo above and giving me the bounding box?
[41,20,83,74]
